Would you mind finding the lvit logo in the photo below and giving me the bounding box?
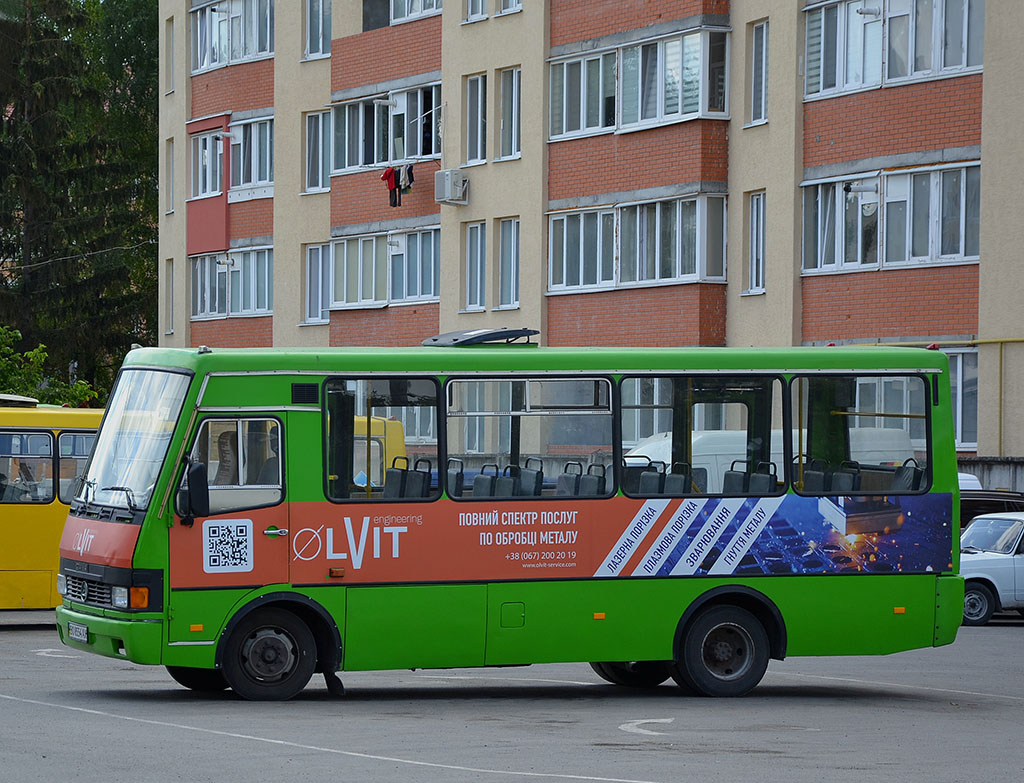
[73,528,96,557]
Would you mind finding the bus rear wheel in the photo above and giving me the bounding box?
[589,661,671,688]
[165,665,228,692]
[671,605,769,697]
[222,608,316,701]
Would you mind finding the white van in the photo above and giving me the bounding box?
[626,427,916,494]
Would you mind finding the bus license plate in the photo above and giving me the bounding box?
[68,621,88,643]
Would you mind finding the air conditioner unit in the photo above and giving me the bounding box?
[434,169,468,205]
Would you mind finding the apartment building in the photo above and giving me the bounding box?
[158,0,1022,460]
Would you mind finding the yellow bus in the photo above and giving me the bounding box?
[0,395,102,610]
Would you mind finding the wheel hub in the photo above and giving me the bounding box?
[242,629,296,680]
[701,623,753,681]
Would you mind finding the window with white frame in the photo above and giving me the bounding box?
[190,0,274,74]
[498,0,521,12]
[191,249,273,318]
[498,218,520,308]
[466,0,486,21]
[750,21,768,123]
[305,0,330,57]
[886,0,984,79]
[548,196,726,292]
[883,165,980,264]
[390,228,441,303]
[332,85,441,170]
[466,75,487,163]
[945,348,978,449]
[392,0,441,24]
[306,111,331,190]
[804,1,882,96]
[550,52,616,138]
[331,235,388,306]
[466,222,486,310]
[165,138,175,212]
[191,132,223,198]
[620,30,727,127]
[230,119,273,189]
[749,192,766,292]
[802,177,879,270]
[499,67,522,158]
[305,243,331,323]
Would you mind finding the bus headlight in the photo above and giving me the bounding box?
[56,573,66,596]
[111,586,129,609]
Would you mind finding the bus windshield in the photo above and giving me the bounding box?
[79,369,191,512]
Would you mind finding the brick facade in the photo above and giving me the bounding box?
[332,16,442,93]
[550,0,729,48]
[191,59,275,119]
[801,265,979,343]
[331,167,441,228]
[329,303,440,347]
[804,75,982,169]
[190,316,274,348]
[229,198,274,242]
[547,284,727,346]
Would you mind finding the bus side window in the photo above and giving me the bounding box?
[188,418,283,515]
[0,431,55,503]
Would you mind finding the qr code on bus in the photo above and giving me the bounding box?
[202,519,254,573]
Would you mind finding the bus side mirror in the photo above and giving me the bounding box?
[176,462,210,526]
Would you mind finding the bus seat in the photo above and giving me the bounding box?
[518,458,543,496]
[638,466,665,495]
[256,456,279,485]
[663,463,692,495]
[801,459,828,492]
[383,456,409,498]
[621,458,650,495]
[831,460,861,493]
[212,431,238,485]
[578,464,606,496]
[892,459,922,491]
[556,461,583,496]
[495,466,520,498]
[472,464,498,497]
[446,458,465,498]
[404,458,432,498]
[747,462,777,494]
[722,460,749,494]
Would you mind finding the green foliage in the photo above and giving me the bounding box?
[0,0,157,402]
[0,325,97,406]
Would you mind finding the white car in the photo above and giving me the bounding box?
[960,512,1024,625]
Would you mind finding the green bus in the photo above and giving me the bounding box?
[56,331,963,700]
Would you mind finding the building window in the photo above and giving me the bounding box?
[392,0,442,24]
[749,192,766,292]
[165,17,175,93]
[165,138,175,212]
[330,235,388,306]
[499,67,521,158]
[550,52,616,138]
[466,0,486,21]
[802,177,879,270]
[498,0,521,12]
[332,84,441,171]
[305,0,331,57]
[466,222,486,310]
[549,196,726,292]
[466,75,487,163]
[946,348,978,449]
[750,21,768,123]
[191,249,273,318]
[165,258,174,334]
[887,0,984,79]
[305,244,330,323]
[498,218,519,308]
[390,228,441,303]
[230,119,274,189]
[805,1,882,96]
[190,0,275,74]
[883,166,980,264]
[620,30,727,128]
[306,111,331,190]
[190,132,222,198]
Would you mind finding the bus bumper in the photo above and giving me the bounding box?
[56,605,163,664]
[935,575,964,647]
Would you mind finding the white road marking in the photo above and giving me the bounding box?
[31,648,77,659]
[619,719,673,736]
[0,693,664,783]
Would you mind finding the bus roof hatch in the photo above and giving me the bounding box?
[422,328,539,347]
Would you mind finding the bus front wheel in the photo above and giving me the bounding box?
[222,608,317,701]
[671,605,769,697]
[165,665,228,693]
[589,661,671,688]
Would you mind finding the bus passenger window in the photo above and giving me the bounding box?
[58,432,96,503]
[188,418,283,514]
[791,374,929,495]
[445,377,613,500]
[621,375,783,497]
[0,431,55,503]
[324,377,440,502]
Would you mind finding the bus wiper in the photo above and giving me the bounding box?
[102,486,137,513]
